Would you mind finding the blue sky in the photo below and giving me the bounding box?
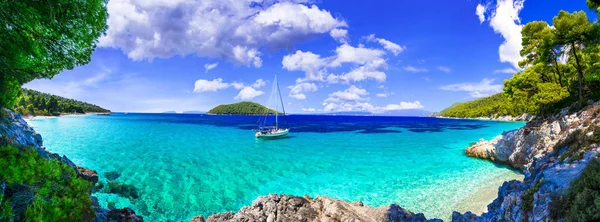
[25,0,594,113]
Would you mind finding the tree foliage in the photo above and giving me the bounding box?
[0,0,108,108]
[13,88,110,116]
[441,6,600,118]
[208,102,278,115]
[0,145,94,221]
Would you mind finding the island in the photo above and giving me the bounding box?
[207,101,278,115]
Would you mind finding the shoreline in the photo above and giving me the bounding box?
[23,112,110,120]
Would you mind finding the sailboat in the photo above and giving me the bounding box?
[255,74,289,139]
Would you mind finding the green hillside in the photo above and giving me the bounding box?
[13,88,110,116]
[208,102,278,115]
[439,93,513,118]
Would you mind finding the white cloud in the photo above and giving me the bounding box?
[193,78,230,92]
[282,50,328,81]
[483,0,525,70]
[385,101,424,110]
[288,82,318,100]
[476,4,486,23]
[327,58,387,84]
[376,93,388,98]
[252,79,267,88]
[99,0,346,66]
[204,63,218,73]
[440,78,503,98]
[364,34,406,56]
[403,66,428,73]
[302,107,317,112]
[235,86,264,100]
[324,85,369,103]
[330,28,348,43]
[438,66,451,73]
[330,44,387,67]
[231,82,245,90]
[493,68,518,74]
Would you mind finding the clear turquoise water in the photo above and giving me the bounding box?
[27,114,524,221]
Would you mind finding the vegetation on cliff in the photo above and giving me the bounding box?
[441,3,600,118]
[0,145,94,221]
[12,89,110,116]
[208,102,278,115]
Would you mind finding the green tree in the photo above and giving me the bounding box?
[0,0,108,108]
[553,10,594,101]
[520,21,564,86]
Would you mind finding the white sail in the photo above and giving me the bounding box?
[255,74,289,139]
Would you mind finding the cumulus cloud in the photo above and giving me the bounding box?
[204,63,218,73]
[324,85,369,103]
[476,4,487,23]
[288,82,318,100]
[438,66,451,73]
[385,101,424,111]
[364,34,406,56]
[231,82,245,90]
[302,107,318,112]
[252,79,267,88]
[327,58,387,84]
[193,78,230,92]
[330,44,387,67]
[235,86,264,100]
[440,78,503,98]
[479,0,525,70]
[330,28,349,43]
[403,66,428,73]
[322,100,424,113]
[99,0,346,66]
[282,50,328,81]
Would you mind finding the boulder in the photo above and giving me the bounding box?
[107,208,144,222]
[196,194,441,222]
[76,166,99,184]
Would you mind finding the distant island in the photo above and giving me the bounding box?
[207,102,277,115]
[13,88,110,116]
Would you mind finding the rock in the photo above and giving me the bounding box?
[107,208,144,222]
[190,215,206,222]
[76,166,99,184]
[104,171,121,181]
[196,194,440,222]
[106,181,140,199]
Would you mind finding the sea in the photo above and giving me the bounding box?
[27,113,524,221]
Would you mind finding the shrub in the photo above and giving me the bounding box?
[521,180,544,212]
[0,145,94,221]
[565,160,600,221]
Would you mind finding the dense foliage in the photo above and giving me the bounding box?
[0,145,94,221]
[0,0,108,108]
[208,102,278,115]
[12,88,110,116]
[441,5,600,118]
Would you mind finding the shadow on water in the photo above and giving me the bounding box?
[255,135,297,141]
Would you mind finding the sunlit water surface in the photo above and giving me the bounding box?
[28,114,524,221]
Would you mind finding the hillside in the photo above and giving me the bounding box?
[439,93,512,118]
[207,102,277,115]
[13,88,110,116]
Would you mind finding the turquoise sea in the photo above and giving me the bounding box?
[27,114,524,221]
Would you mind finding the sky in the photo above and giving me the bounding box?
[25,0,595,113]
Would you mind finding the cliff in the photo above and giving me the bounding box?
[454,101,600,221]
[0,108,142,221]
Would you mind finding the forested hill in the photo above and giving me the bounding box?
[13,88,110,116]
[208,102,277,115]
[439,94,511,118]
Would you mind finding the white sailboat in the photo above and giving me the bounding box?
[255,74,289,139]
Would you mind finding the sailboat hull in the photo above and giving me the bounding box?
[256,129,289,139]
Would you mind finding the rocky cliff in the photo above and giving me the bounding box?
[0,108,142,222]
[191,194,442,222]
[454,102,600,221]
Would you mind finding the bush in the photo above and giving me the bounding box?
[0,75,20,109]
[565,160,600,221]
[0,145,94,221]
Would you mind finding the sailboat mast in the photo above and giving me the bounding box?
[275,74,278,129]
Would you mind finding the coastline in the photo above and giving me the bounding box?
[23,112,110,120]
[435,114,533,122]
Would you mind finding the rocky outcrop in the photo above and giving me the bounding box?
[465,102,600,169]
[192,194,442,222]
[77,166,99,184]
[454,102,600,221]
[439,113,535,122]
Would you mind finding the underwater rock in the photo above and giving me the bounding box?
[107,181,140,199]
[196,194,441,222]
[104,171,121,181]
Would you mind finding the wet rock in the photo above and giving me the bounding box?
[107,207,144,222]
[76,166,99,184]
[197,194,440,222]
[93,181,105,193]
[104,171,121,181]
[107,181,139,199]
